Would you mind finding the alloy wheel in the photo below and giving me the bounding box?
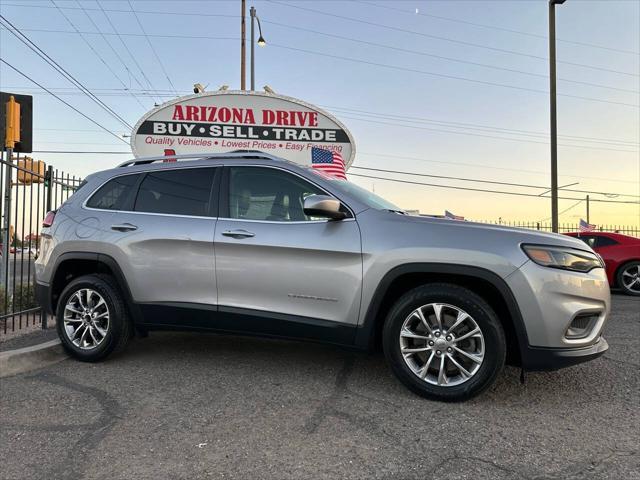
[399,303,485,387]
[63,289,110,350]
[621,264,640,294]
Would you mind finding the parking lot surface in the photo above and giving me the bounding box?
[1,295,638,480]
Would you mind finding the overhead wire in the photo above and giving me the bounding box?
[50,0,148,111]
[0,59,129,145]
[126,0,179,96]
[95,0,163,104]
[267,0,640,78]
[348,173,639,204]
[358,1,640,56]
[0,14,133,130]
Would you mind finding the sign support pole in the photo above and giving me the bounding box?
[2,146,12,289]
[241,0,246,91]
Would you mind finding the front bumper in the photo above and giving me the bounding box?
[521,336,609,371]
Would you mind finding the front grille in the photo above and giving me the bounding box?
[565,313,600,340]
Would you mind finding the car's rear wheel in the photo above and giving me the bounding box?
[617,261,640,296]
[56,274,132,361]
[383,283,506,402]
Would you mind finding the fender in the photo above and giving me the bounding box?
[45,252,143,325]
[353,263,530,357]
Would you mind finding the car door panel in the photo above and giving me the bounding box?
[214,166,363,327]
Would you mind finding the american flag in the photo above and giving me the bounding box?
[579,219,596,232]
[444,210,465,221]
[311,147,347,180]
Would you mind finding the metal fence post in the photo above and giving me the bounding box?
[45,165,53,214]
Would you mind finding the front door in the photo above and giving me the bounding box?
[214,166,362,337]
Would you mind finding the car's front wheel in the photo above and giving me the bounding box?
[383,283,506,402]
[617,261,640,296]
[56,274,132,361]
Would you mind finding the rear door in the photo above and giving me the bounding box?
[108,167,220,312]
[214,165,362,340]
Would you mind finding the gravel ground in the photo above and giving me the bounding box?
[1,294,638,480]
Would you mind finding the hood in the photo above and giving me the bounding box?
[392,213,593,251]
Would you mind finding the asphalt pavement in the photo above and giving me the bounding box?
[1,294,638,480]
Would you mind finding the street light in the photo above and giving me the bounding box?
[549,0,566,233]
[250,6,266,91]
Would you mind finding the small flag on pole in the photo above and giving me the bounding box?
[444,210,464,221]
[311,147,347,180]
[579,219,596,232]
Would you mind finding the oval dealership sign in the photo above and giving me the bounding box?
[131,90,355,169]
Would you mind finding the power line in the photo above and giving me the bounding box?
[263,19,639,95]
[0,2,236,19]
[50,0,148,112]
[359,1,640,57]
[267,1,640,78]
[348,172,639,204]
[269,44,640,109]
[95,0,163,103]
[126,0,179,96]
[3,26,239,42]
[0,59,129,145]
[324,105,639,147]
[338,113,638,154]
[538,199,585,223]
[0,14,133,130]
[75,0,149,99]
[359,152,639,185]
[350,166,640,199]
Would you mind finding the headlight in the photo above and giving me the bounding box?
[522,245,603,273]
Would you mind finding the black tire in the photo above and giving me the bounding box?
[616,261,640,296]
[382,283,506,402]
[56,274,132,362]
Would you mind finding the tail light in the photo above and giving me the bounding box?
[42,210,56,227]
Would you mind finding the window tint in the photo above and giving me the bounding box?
[86,174,139,210]
[595,236,618,247]
[578,236,597,248]
[134,168,215,216]
[228,167,326,222]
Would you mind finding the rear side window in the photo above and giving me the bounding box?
[595,236,618,247]
[86,174,139,210]
[134,168,216,217]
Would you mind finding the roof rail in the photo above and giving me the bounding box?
[117,151,280,168]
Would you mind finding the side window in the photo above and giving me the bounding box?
[578,236,597,248]
[594,236,618,248]
[86,174,140,210]
[228,167,326,222]
[134,168,216,217]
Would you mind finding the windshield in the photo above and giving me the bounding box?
[308,169,401,211]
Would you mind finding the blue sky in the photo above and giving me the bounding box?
[1,0,638,225]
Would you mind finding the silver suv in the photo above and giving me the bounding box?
[35,152,610,401]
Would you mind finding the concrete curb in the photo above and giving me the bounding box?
[0,339,68,378]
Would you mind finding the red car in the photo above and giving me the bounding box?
[565,231,640,296]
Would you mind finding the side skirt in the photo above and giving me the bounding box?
[138,303,358,347]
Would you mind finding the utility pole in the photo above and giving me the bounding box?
[241,0,246,90]
[250,6,256,92]
[586,194,590,224]
[549,0,566,233]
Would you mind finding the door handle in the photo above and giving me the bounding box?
[111,223,138,232]
[222,229,255,239]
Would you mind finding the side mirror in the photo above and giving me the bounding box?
[303,195,347,220]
